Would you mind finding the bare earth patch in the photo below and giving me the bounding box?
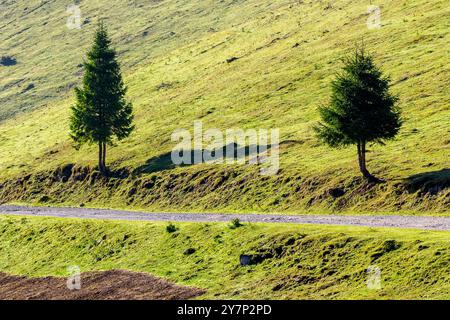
[0,270,205,300]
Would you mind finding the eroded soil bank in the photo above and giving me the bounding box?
[0,164,448,214]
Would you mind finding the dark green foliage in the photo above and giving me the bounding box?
[166,223,178,233]
[229,218,243,229]
[70,22,134,173]
[315,47,402,181]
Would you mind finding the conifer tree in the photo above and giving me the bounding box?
[314,47,402,182]
[70,22,134,174]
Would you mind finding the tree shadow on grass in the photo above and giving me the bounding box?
[404,168,450,194]
[133,143,272,175]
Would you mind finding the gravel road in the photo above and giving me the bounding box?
[0,205,449,231]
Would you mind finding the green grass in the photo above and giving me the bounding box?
[0,0,448,214]
[0,215,449,299]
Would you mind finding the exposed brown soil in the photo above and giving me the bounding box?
[0,270,205,300]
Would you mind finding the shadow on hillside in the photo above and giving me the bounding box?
[0,56,17,66]
[133,143,272,175]
[404,168,450,194]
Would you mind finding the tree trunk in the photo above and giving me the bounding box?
[98,142,107,175]
[98,142,104,173]
[357,141,380,182]
[102,142,107,174]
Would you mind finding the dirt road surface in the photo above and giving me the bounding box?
[1,205,449,231]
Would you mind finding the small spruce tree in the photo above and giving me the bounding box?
[70,22,134,174]
[314,47,402,182]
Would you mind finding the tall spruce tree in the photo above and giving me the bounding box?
[314,47,402,182]
[70,22,134,174]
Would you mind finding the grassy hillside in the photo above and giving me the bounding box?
[0,215,449,299]
[0,0,448,213]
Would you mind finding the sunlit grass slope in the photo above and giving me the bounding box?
[0,0,448,213]
[0,215,449,299]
